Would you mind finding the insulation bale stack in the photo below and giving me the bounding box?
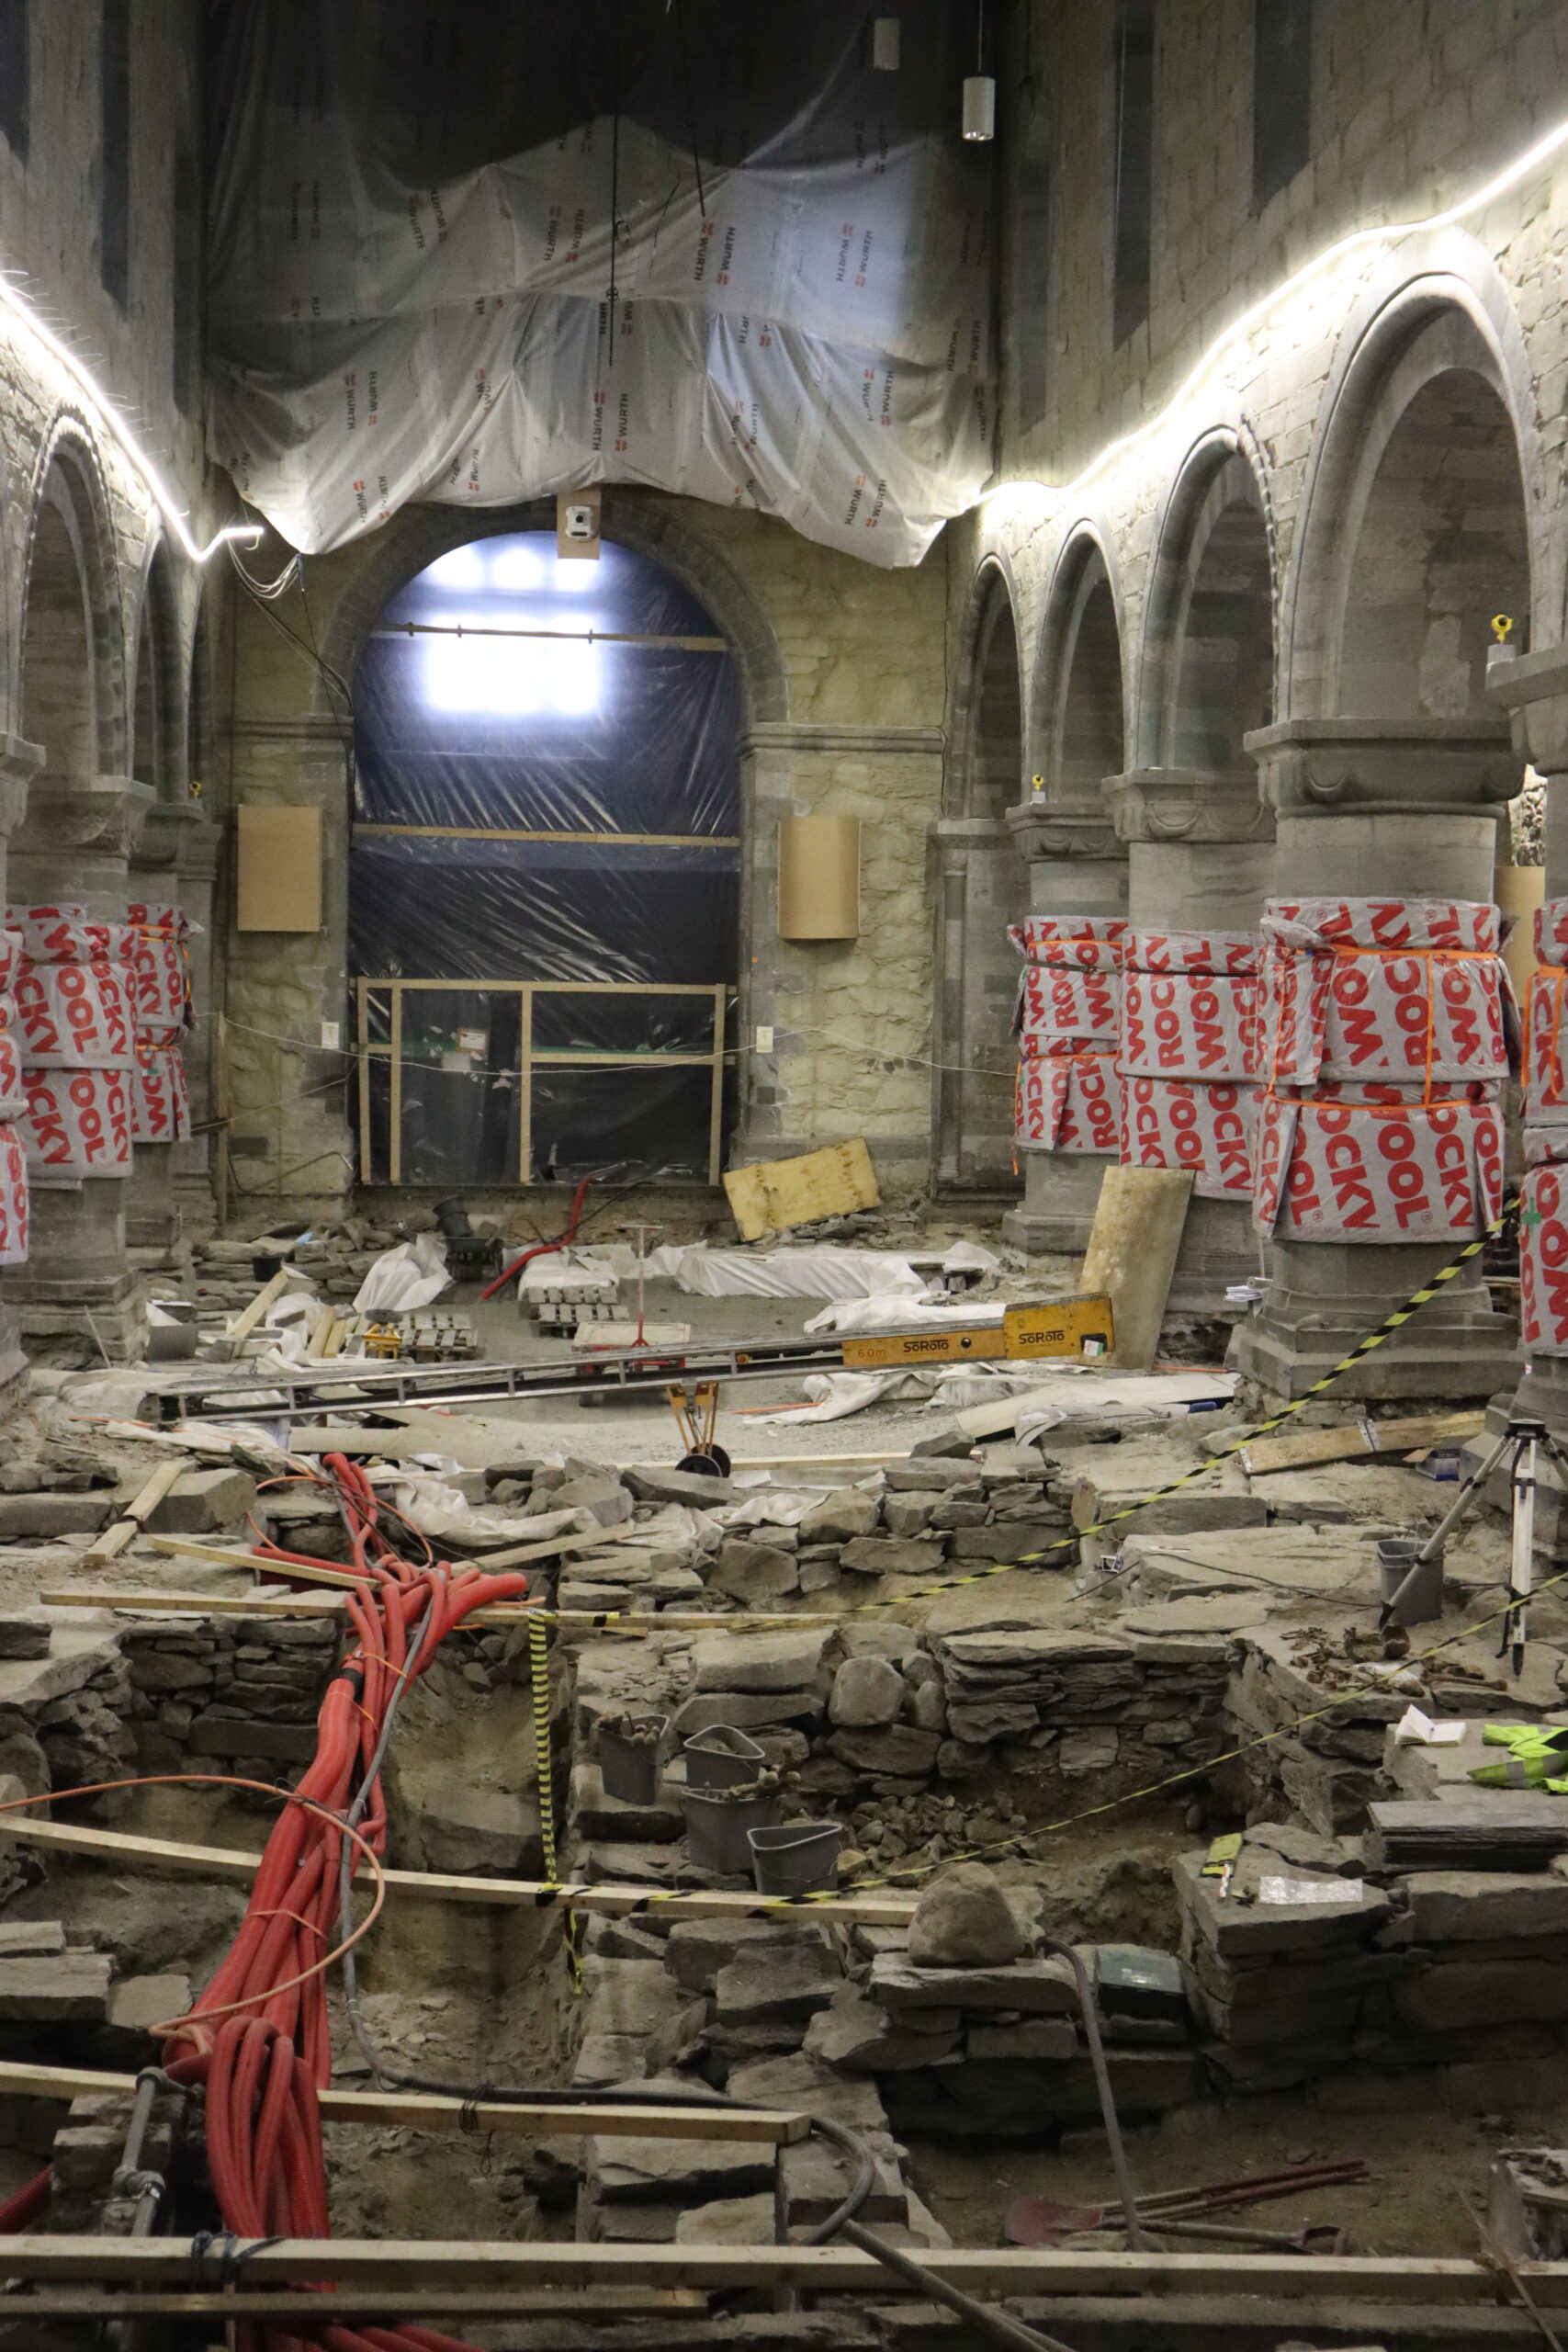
[1116,927,1261,1198]
[123,901,194,1147]
[1519,899,1568,1355]
[1252,897,1510,1246]
[8,905,137,1190]
[1009,916,1125,1159]
[0,928,29,1264]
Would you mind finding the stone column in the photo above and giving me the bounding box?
[999,796,1129,1257]
[2,773,153,1354]
[1105,765,1274,1308]
[1231,718,1521,1401]
[127,801,220,1254]
[931,814,1025,1192]
[0,739,41,1390]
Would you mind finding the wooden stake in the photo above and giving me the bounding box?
[76,1461,186,1570]
[227,1267,292,1341]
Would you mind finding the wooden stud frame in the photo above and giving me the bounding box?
[354,978,729,1187]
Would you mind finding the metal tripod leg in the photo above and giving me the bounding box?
[1502,1433,1539,1675]
[1379,1425,1517,1629]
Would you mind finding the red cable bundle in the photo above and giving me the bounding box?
[0,1453,534,2352]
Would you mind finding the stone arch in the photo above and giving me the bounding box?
[312,492,789,732]
[1139,435,1276,771]
[130,537,186,799]
[186,594,216,794]
[1282,275,1543,723]
[19,424,127,785]
[948,560,1024,820]
[1038,530,1126,801]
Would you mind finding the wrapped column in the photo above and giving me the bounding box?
[1519,899,1568,1356]
[8,906,136,1189]
[1117,928,1260,1200]
[123,902,193,1146]
[0,930,29,1266]
[1253,897,1510,1248]
[1010,916,1124,1159]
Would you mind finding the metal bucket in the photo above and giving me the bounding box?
[597,1714,667,1806]
[1376,1535,1445,1627]
[748,1819,841,1896]
[682,1787,782,1876]
[682,1724,767,1791]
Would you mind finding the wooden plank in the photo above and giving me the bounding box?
[77,1460,186,1569]
[519,978,533,1183]
[6,2290,709,2322]
[722,1138,880,1242]
[1079,1165,1193,1373]
[43,1589,349,1621]
[0,2238,1539,2302]
[0,2058,807,2145]
[228,1267,291,1342]
[41,1588,840,1637]
[389,980,403,1185]
[0,1814,919,1923]
[355,824,739,846]
[146,1524,620,1577]
[355,979,373,1178]
[1239,1410,1484,1476]
[708,981,726,1189]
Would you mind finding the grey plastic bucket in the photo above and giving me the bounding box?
[682,1786,782,1875]
[682,1724,767,1791]
[597,1714,667,1806]
[1377,1535,1444,1627]
[749,1819,841,1896]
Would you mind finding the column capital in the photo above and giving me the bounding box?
[1005,789,1122,864]
[1106,765,1273,846]
[1486,644,1568,776]
[12,774,155,862]
[0,735,42,838]
[1244,718,1519,820]
[133,799,220,881]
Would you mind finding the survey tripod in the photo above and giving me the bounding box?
[1380,1416,1568,1674]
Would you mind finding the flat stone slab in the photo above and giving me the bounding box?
[1174,1850,1390,1959]
[590,2136,773,2203]
[869,1951,1078,2015]
[0,1495,113,1540]
[0,1951,112,2021]
[0,1626,123,1720]
[1401,1870,1568,1943]
[1121,1528,1379,1606]
[691,1628,832,1694]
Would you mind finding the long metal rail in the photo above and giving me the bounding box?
[152,1329,884,1423]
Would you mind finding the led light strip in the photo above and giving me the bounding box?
[986,108,1568,514]
[0,273,258,564]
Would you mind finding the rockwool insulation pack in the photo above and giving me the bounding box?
[0,930,26,1265]
[9,909,136,1189]
[1520,899,1568,1354]
[205,2,994,566]
[1010,917,1125,1158]
[1117,928,1260,1199]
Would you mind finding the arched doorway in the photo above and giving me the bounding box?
[1164,460,1273,770]
[21,478,99,797]
[933,570,1025,1192]
[131,546,182,800]
[1053,548,1124,793]
[349,530,741,1189]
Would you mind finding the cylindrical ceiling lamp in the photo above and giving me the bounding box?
[872,16,901,70]
[962,74,995,140]
[778,815,861,941]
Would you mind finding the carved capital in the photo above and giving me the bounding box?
[1106,765,1273,847]
[1245,719,1520,820]
[1486,644,1568,778]
[1006,790,1123,865]
[0,736,42,841]
[12,775,156,862]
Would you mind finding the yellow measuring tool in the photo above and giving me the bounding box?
[840,1295,1113,1371]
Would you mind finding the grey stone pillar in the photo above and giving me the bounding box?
[931,814,1025,1192]
[2,773,153,1353]
[127,802,220,1253]
[1106,765,1274,1309]
[999,797,1129,1257]
[0,739,41,1390]
[1230,718,1521,1401]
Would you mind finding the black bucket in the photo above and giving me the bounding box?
[749,1819,841,1895]
[597,1714,667,1806]
[682,1724,767,1791]
[683,1785,783,1876]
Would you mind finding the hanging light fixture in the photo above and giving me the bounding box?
[872,16,901,71]
[963,0,995,140]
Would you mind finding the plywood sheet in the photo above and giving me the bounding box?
[1078,1165,1193,1373]
[237,805,322,933]
[723,1138,880,1241]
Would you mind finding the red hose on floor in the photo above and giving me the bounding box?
[0,1453,536,2352]
[478,1171,593,1302]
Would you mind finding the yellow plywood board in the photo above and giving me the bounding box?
[840,1296,1113,1370]
[236,804,322,933]
[723,1138,880,1240]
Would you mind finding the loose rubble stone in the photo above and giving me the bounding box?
[885,1460,982,1491]
[828,1724,942,1778]
[709,1542,798,1602]
[798,1490,880,1544]
[552,1476,633,1527]
[622,1466,737,1508]
[829,1656,906,1728]
[804,1987,960,2072]
[692,1628,832,1694]
[840,1537,947,1577]
[908,1862,1028,1967]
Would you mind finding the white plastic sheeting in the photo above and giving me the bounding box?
[206,3,994,566]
